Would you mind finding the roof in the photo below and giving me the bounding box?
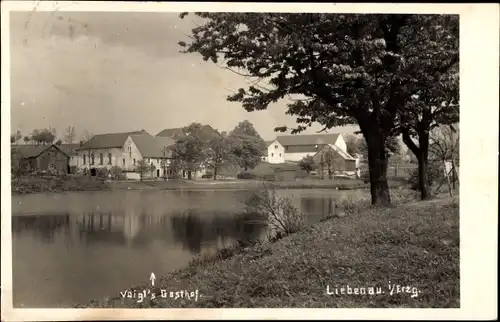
[58,143,80,155]
[315,144,357,161]
[264,140,276,147]
[156,127,185,138]
[77,130,150,150]
[130,135,176,158]
[11,144,69,158]
[276,133,341,147]
[156,125,219,139]
[285,144,327,153]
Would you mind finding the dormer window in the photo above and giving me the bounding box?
[275,145,278,149]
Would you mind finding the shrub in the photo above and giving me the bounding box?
[244,183,305,241]
[109,166,125,180]
[408,161,443,191]
[237,172,258,180]
[360,170,370,184]
[96,168,110,179]
[201,173,213,179]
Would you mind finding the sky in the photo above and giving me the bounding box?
[9,11,358,142]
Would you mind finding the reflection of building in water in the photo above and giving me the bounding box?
[123,212,141,242]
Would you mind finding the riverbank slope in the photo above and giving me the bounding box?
[79,195,459,308]
[11,176,409,195]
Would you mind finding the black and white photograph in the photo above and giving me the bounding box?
[1,2,498,321]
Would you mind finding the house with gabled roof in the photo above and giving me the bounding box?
[313,144,357,176]
[263,132,358,174]
[11,144,70,174]
[75,130,176,178]
[263,140,285,164]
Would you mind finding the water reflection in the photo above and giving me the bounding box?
[11,189,364,307]
[12,210,267,253]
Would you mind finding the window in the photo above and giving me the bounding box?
[275,145,278,149]
[122,158,125,166]
[99,153,103,165]
[271,153,274,157]
[133,158,136,165]
[279,153,281,157]
[157,159,160,164]
[129,152,132,158]
[91,154,95,165]
[108,153,112,165]
[83,155,86,165]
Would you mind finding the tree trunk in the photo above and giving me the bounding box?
[213,166,218,181]
[188,171,192,180]
[365,133,391,206]
[402,128,432,200]
[417,154,431,200]
[451,159,456,189]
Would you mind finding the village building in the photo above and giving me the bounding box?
[312,144,357,177]
[156,125,220,179]
[75,130,175,179]
[263,140,285,164]
[11,144,70,175]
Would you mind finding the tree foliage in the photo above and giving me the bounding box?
[228,120,266,171]
[170,123,213,179]
[206,131,232,180]
[30,129,56,145]
[179,13,458,205]
[135,159,151,181]
[298,155,315,173]
[64,126,77,144]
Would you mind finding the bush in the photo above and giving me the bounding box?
[360,170,370,184]
[201,173,213,179]
[109,166,125,180]
[244,183,305,241]
[95,168,110,179]
[237,172,258,180]
[408,161,443,191]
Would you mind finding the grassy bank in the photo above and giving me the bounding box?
[11,175,111,195]
[78,193,459,308]
[11,175,408,195]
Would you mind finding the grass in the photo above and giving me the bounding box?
[11,175,110,195]
[78,191,459,308]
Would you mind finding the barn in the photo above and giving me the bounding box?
[11,144,70,175]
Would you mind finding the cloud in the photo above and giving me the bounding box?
[9,11,357,141]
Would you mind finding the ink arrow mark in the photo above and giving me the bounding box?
[150,272,156,286]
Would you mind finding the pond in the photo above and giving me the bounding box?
[11,188,366,307]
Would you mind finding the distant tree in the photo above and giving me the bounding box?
[228,120,266,172]
[206,131,231,180]
[298,155,315,174]
[320,149,343,179]
[23,136,30,144]
[171,123,210,180]
[55,139,62,145]
[64,126,77,143]
[10,135,16,144]
[81,130,94,142]
[136,159,151,182]
[344,134,361,157]
[30,128,55,145]
[429,124,459,189]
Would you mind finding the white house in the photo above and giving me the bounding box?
[263,140,285,164]
[273,133,349,162]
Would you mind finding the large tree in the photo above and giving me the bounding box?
[399,15,459,200]
[179,13,455,205]
[228,120,266,172]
